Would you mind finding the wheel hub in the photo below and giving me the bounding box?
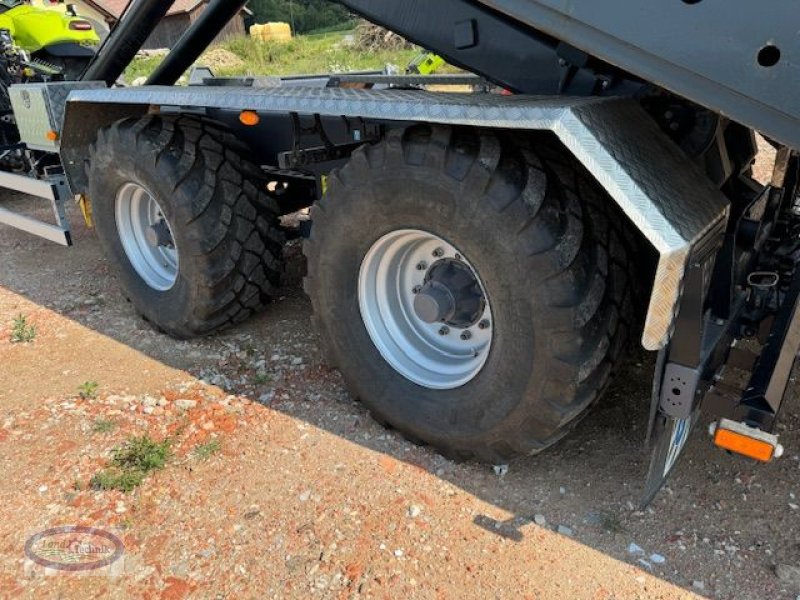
[414,259,486,327]
[358,229,493,390]
[115,182,179,292]
[144,218,175,249]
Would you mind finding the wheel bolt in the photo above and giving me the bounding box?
[460,330,472,341]
[478,319,491,330]
[416,261,428,271]
[454,253,462,261]
[439,326,450,336]
[432,247,444,258]
[412,285,422,294]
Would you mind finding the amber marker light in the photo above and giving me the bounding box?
[239,111,260,126]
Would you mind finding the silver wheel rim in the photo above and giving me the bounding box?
[114,182,179,292]
[358,229,493,390]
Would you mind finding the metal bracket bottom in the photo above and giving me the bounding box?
[0,171,72,246]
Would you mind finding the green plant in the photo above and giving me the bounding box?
[599,512,627,535]
[89,469,145,493]
[90,436,171,493]
[9,314,35,343]
[194,438,221,460]
[253,371,271,385]
[78,381,99,400]
[92,418,116,433]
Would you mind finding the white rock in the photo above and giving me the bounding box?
[692,581,705,591]
[174,399,197,410]
[650,553,665,564]
[533,514,546,526]
[637,559,652,570]
[557,525,573,536]
[38,485,48,493]
[407,505,422,518]
[493,464,509,476]
[394,549,404,558]
[628,543,645,555]
[559,486,566,495]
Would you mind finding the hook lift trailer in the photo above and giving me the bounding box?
[1,0,799,502]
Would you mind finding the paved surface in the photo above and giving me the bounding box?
[0,190,798,600]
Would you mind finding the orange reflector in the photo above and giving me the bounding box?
[46,130,59,142]
[714,428,774,462]
[239,110,260,126]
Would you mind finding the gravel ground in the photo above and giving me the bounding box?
[1,164,799,599]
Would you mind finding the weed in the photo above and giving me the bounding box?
[78,381,99,400]
[600,512,627,535]
[90,436,171,493]
[92,418,116,434]
[89,469,144,493]
[194,438,221,460]
[253,371,271,385]
[9,314,35,343]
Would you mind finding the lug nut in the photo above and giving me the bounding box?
[454,253,462,261]
[416,261,428,271]
[478,319,491,330]
[460,330,472,341]
[412,285,422,294]
[439,326,450,336]
[432,247,444,258]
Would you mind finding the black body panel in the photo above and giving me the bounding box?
[338,0,800,148]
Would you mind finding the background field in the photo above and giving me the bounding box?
[125,31,420,82]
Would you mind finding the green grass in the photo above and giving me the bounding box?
[9,314,36,343]
[92,418,116,434]
[194,438,221,460]
[124,32,419,82]
[90,436,171,493]
[78,381,99,400]
[252,371,271,385]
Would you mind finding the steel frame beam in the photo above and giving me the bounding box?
[82,0,177,86]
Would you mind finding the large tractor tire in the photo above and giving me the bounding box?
[87,114,284,338]
[304,125,636,462]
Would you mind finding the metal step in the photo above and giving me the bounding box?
[0,171,72,246]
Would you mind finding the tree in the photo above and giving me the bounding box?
[248,0,351,34]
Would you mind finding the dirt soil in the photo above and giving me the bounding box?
[1,155,799,600]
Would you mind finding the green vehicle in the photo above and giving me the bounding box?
[0,0,99,76]
[0,0,99,168]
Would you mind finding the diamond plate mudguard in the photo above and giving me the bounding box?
[63,86,730,348]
